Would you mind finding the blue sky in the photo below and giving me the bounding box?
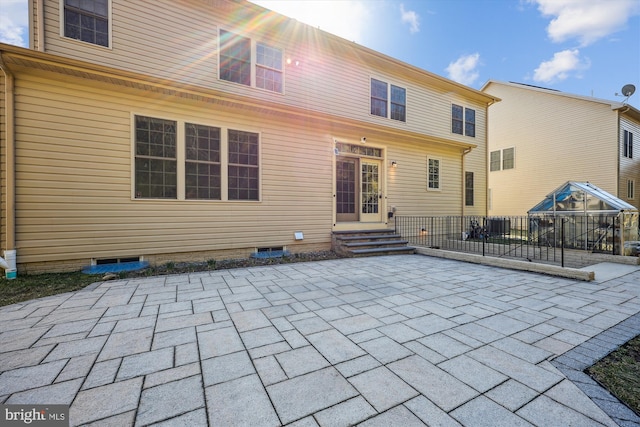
[1,0,639,108]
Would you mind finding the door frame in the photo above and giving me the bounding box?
[332,139,388,229]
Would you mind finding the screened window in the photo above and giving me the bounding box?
[624,130,633,158]
[256,43,283,93]
[427,157,440,190]
[228,130,259,200]
[186,124,221,200]
[465,108,476,137]
[371,78,405,122]
[628,179,635,200]
[452,104,463,135]
[135,116,177,199]
[490,150,501,171]
[465,172,474,206]
[502,147,515,170]
[63,0,109,47]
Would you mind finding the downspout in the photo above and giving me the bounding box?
[0,52,16,273]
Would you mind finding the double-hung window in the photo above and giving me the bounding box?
[135,115,259,201]
[427,157,440,190]
[624,130,633,158]
[371,78,406,122]
[185,124,221,200]
[219,30,283,93]
[135,116,177,199]
[63,0,109,47]
[502,147,515,170]
[228,130,259,200]
[452,104,475,137]
[490,150,501,172]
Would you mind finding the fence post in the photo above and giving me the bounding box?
[561,218,565,268]
[482,217,486,257]
[612,216,616,255]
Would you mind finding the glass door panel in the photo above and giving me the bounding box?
[361,160,382,222]
[336,158,358,222]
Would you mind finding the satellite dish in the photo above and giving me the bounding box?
[621,84,636,97]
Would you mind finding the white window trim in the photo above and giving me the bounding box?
[59,0,113,49]
[369,76,407,122]
[130,113,261,202]
[427,156,442,191]
[218,28,285,94]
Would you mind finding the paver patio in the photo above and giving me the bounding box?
[0,254,639,426]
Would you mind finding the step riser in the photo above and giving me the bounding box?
[333,230,415,257]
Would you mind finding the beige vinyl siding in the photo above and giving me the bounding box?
[41,0,490,146]
[619,116,640,208]
[13,71,335,265]
[485,83,619,216]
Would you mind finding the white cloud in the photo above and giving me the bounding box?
[251,1,371,43]
[446,53,480,86]
[530,0,640,46]
[0,0,29,47]
[533,49,590,83]
[0,15,25,47]
[400,4,420,34]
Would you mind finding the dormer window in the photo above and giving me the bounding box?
[63,0,109,47]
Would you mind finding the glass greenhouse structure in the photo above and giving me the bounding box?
[528,181,639,255]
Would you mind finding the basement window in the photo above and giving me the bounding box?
[252,247,290,259]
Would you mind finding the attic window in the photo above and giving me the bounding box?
[63,0,109,47]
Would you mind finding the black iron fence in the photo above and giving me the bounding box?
[394,215,624,267]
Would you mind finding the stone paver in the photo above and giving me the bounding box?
[1,255,639,426]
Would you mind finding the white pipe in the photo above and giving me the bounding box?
[0,257,8,270]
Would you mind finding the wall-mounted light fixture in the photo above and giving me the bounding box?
[391,161,397,168]
[360,137,367,143]
[420,228,427,236]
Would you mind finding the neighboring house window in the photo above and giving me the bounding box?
[219,30,283,93]
[228,130,259,200]
[465,172,474,206]
[427,157,440,190]
[502,147,515,170]
[186,123,221,200]
[371,78,406,122]
[452,105,463,135]
[63,0,109,47]
[452,105,475,137]
[135,116,177,199]
[490,150,501,171]
[624,130,633,158]
[628,179,635,200]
